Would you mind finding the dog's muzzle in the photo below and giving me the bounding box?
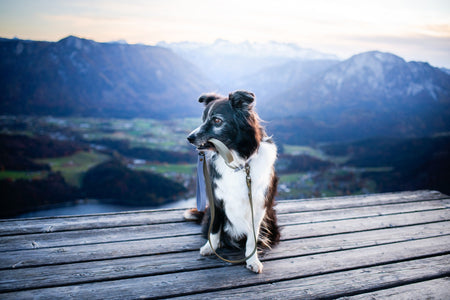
[187,133,214,150]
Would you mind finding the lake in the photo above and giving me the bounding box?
[17,198,196,219]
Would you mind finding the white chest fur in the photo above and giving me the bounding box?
[208,141,277,239]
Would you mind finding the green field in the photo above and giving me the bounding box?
[1,115,400,200]
[36,151,110,187]
[65,117,201,152]
[279,172,313,184]
[0,170,49,181]
[134,163,196,175]
[283,144,349,164]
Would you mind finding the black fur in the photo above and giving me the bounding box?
[189,90,264,159]
[262,172,280,246]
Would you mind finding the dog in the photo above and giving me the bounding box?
[185,90,280,273]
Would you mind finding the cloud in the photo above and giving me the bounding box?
[420,24,450,37]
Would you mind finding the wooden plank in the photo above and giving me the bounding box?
[281,209,450,240]
[1,200,447,252]
[1,236,449,299]
[280,190,446,205]
[0,208,187,237]
[276,190,447,214]
[0,223,448,291]
[0,222,200,252]
[0,190,445,236]
[0,208,448,269]
[174,257,450,300]
[278,199,450,225]
[341,277,450,300]
[0,210,450,269]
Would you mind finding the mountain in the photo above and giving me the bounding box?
[2,36,449,144]
[0,36,215,118]
[161,42,450,142]
[265,51,450,143]
[158,39,338,61]
[234,59,338,100]
[158,40,338,91]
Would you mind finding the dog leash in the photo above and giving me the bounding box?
[196,152,208,212]
[198,142,258,264]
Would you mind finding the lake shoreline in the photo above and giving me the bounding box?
[13,197,196,219]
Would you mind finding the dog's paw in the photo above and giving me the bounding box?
[246,260,263,273]
[199,243,214,256]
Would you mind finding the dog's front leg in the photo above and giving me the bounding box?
[200,230,220,256]
[200,205,223,256]
[245,223,263,273]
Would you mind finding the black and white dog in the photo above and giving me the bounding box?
[186,90,280,273]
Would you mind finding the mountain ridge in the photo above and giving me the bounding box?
[1,36,449,143]
[264,51,450,143]
[265,50,450,115]
[0,36,215,119]
[158,39,339,91]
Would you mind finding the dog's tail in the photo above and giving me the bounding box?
[183,208,205,224]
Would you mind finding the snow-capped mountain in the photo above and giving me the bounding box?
[158,39,338,60]
[317,51,447,102]
[270,51,450,114]
[1,35,449,143]
[233,59,339,100]
[157,39,338,91]
[264,51,450,143]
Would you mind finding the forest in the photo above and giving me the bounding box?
[0,127,187,217]
[1,116,449,218]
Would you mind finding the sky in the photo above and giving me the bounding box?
[0,0,449,67]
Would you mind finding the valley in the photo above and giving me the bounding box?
[2,115,448,218]
[1,36,449,218]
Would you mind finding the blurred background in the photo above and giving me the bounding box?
[0,0,449,218]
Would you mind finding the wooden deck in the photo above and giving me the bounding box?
[0,190,449,299]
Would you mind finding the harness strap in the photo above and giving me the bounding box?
[200,151,258,264]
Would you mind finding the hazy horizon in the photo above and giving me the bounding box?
[0,0,449,68]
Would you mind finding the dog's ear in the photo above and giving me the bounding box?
[198,93,222,106]
[229,90,255,110]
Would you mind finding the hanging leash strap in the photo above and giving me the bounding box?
[196,153,207,212]
[199,150,258,264]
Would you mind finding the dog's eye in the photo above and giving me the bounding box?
[213,117,222,125]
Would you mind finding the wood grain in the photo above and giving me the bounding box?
[0,190,448,299]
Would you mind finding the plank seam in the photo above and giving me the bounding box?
[320,274,450,300]
[281,207,450,228]
[276,190,447,204]
[1,205,448,241]
[149,254,450,300]
[277,197,450,215]
[1,193,447,237]
[2,231,449,282]
[2,250,449,296]
[1,217,448,256]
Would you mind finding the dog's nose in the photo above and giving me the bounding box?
[187,134,195,144]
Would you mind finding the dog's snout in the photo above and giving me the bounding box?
[187,134,196,144]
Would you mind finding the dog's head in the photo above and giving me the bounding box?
[187,90,263,159]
